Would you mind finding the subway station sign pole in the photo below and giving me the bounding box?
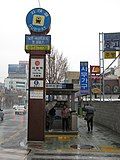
[28,53,46,141]
[25,8,51,141]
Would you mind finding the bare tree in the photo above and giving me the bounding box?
[46,48,68,83]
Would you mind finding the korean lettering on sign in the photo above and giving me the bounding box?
[104,33,120,51]
[25,35,51,52]
[31,58,44,78]
[104,51,116,59]
[80,62,89,94]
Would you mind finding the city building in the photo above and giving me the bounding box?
[66,69,120,95]
[4,61,28,91]
[114,56,120,76]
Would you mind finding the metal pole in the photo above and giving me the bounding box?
[48,54,50,83]
[102,32,105,101]
[99,32,105,101]
[90,65,92,102]
[37,0,41,7]
[99,33,102,101]
[48,54,50,101]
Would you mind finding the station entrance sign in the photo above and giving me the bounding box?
[25,35,51,53]
[26,8,51,34]
[30,58,44,78]
[25,8,51,141]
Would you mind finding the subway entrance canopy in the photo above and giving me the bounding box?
[46,83,79,95]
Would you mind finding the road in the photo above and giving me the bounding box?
[0,108,29,159]
[0,109,27,148]
[0,109,27,151]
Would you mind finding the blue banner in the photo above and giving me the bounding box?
[25,35,51,45]
[80,62,89,95]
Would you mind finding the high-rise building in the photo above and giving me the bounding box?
[8,61,28,78]
[4,61,28,91]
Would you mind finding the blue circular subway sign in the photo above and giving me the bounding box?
[26,8,51,33]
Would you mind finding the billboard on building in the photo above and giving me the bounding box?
[8,62,27,75]
[19,63,26,74]
[8,64,19,74]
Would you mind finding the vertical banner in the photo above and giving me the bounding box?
[80,61,89,95]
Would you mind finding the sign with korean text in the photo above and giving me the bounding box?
[80,62,89,95]
[25,35,51,52]
[104,33,120,51]
[104,51,116,59]
[31,58,44,78]
[26,8,51,33]
[30,89,43,99]
[90,65,100,74]
[46,83,62,89]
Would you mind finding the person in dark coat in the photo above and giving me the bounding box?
[48,107,56,131]
[82,103,95,133]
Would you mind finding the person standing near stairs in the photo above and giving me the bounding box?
[61,105,70,131]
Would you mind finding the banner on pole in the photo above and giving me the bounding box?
[80,62,89,95]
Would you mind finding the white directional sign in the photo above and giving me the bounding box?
[31,58,44,78]
[30,80,43,87]
[46,83,62,88]
[30,89,43,99]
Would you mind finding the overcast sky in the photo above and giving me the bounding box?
[0,0,119,82]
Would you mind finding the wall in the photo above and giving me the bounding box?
[91,101,120,134]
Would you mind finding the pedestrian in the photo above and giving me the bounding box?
[48,107,56,131]
[61,105,70,131]
[82,103,95,133]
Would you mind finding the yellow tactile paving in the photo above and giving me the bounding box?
[45,134,77,141]
[100,146,120,153]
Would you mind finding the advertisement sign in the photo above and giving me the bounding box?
[26,8,51,33]
[104,51,116,59]
[90,65,100,74]
[80,62,89,95]
[104,33,120,51]
[8,64,26,74]
[31,58,44,78]
[25,35,51,52]
[8,64,19,74]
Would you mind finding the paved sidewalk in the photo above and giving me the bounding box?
[0,117,120,159]
[26,117,120,159]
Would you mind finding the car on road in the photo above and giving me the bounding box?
[13,105,18,110]
[15,105,26,115]
[0,109,4,121]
